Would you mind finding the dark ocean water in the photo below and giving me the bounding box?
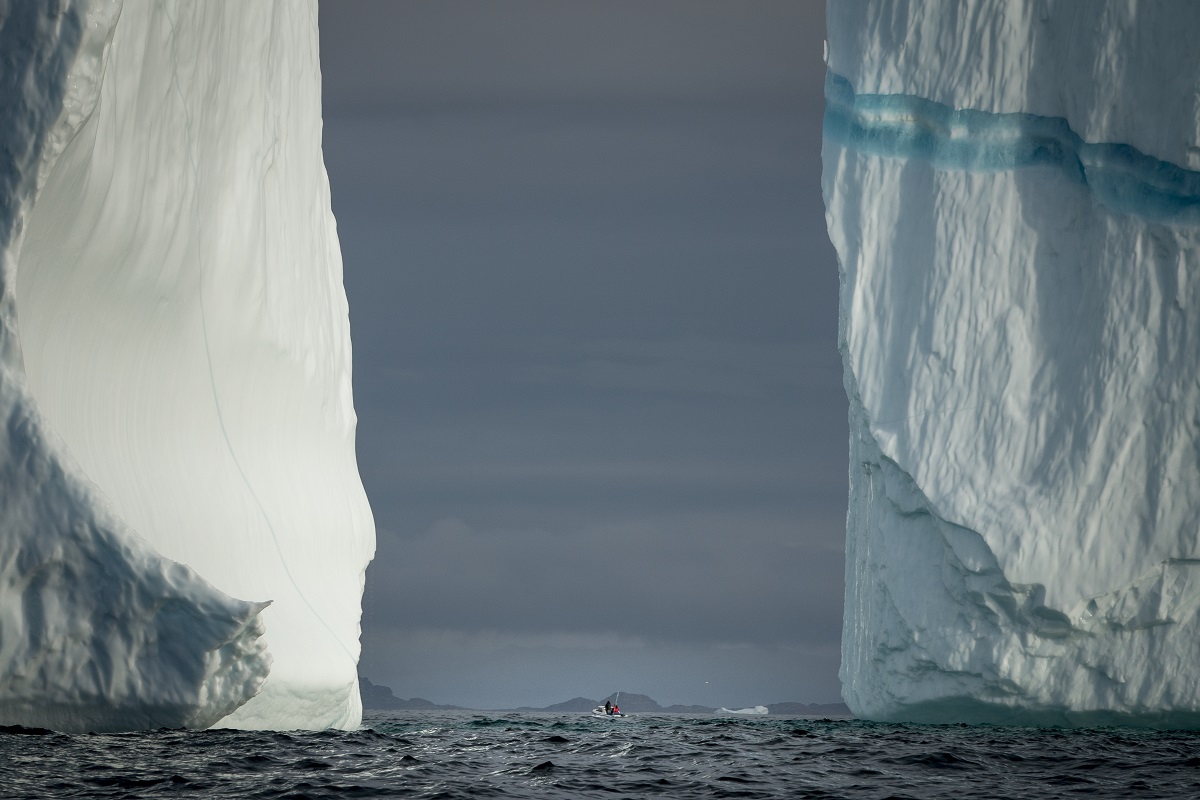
[3,710,1200,799]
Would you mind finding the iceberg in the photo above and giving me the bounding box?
[718,706,769,716]
[0,0,373,731]
[825,0,1200,725]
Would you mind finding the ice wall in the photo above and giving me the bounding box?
[825,0,1200,725]
[0,0,373,731]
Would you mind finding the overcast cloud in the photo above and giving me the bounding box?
[318,0,841,710]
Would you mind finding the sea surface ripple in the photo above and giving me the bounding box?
[2,710,1199,798]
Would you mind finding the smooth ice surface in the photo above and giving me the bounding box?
[825,0,1200,725]
[0,0,373,731]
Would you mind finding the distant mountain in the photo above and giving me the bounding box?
[359,676,464,711]
[522,693,850,715]
[766,701,852,716]
[360,680,849,716]
[590,694,850,716]
[599,692,663,712]
[517,697,599,713]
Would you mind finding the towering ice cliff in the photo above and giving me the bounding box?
[825,0,1200,725]
[0,0,373,731]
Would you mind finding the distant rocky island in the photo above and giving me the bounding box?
[359,677,466,711]
[360,678,851,716]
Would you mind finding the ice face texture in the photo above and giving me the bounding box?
[825,0,1200,725]
[0,0,373,731]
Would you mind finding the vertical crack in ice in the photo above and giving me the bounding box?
[824,72,1200,225]
[161,3,355,668]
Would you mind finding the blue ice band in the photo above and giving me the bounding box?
[823,71,1200,225]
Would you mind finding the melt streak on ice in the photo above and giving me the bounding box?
[825,0,1200,725]
[0,0,374,731]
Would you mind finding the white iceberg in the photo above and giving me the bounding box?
[718,706,769,716]
[825,0,1200,725]
[0,0,373,732]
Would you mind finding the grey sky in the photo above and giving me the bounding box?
[318,0,842,710]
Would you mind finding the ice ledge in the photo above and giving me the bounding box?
[0,386,273,734]
[842,383,1200,725]
[824,72,1200,225]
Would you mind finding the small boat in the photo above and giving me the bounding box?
[591,706,627,718]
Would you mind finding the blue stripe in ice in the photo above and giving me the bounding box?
[824,72,1200,225]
